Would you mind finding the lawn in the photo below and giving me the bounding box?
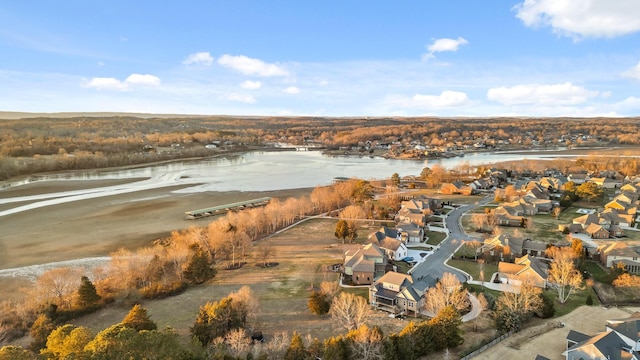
[448,259,498,281]
[585,260,610,283]
[544,286,599,318]
[426,231,447,245]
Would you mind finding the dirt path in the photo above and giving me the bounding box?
[472,305,638,360]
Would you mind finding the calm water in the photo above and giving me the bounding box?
[8,149,582,192]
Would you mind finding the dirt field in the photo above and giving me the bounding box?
[0,179,313,270]
[473,305,638,360]
[0,179,314,306]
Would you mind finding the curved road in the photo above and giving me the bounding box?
[410,195,493,283]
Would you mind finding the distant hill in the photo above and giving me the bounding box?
[0,111,210,120]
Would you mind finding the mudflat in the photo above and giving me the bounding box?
[0,178,313,270]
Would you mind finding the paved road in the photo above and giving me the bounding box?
[410,196,493,283]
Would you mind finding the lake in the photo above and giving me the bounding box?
[4,148,586,193]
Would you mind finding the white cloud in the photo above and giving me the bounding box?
[423,37,468,60]
[224,93,256,103]
[125,74,161,86]
[84,77,128,91]
[218,54,288,77]
[183,52,214,66]
[514,0,640,39]
[622,61,640,80]
[283,86,300,94]
[412,91,470,108]
[83,73,161,91]
[240,80,262,90]
[487,82,598,106]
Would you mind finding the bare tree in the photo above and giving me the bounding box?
[329,292,371,331]
[225,328,250,358]
[497,277,542,314]
[320,281,340,300]
[474,293,489,331]
[36,267,83,308]
[424,273,469,315]
[551,207,562,219]
[229,286,261,323]
[470,213,487,232]
[547,247,583,304]
[478,258,486,286]
[350,325,384,360]
[255,244,276,267]
[466,240,483,261]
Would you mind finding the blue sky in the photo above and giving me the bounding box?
[1,0,640,117]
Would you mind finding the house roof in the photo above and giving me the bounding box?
[565,330,632,360]
[567,329,591,344]
[585,223,608,235]
[375,271,413,288]
[606,312,640,342]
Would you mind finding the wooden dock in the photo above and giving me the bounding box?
[185,197,271,219]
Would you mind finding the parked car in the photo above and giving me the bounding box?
[402,256,414,262]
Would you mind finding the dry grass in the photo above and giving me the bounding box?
[67,218,405,342]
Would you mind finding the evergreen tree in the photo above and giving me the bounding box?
[323,336,351,360]
[28,313,55,351]
[183,249,217,284]
[191,297,247,345]
[308,291,331,315]
[0,346,37,360]
[284,332,310,360]
[42,324,92,359]
[76,276,101,309]
[539,292,556,318]
[428,305,463,351]
[308,338,324,360]
[586,294,594,305]
[121,304,157,331]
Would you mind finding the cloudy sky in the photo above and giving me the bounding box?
[1,0,640,117]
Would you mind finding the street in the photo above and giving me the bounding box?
[410,195,493,282]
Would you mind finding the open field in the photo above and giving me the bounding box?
[52,218,408,344]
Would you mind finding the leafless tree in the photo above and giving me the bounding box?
[255,244,276,267]
[329,292,371,331]
[225,328,250,358]
[466,240,483,261]
[350,325,384,360]
[36,267,83,308]
[424,273,469,315]
[497,277,542,314]
[547,247,584,304]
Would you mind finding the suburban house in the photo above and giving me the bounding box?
[497,254,548,288]
[369,271,433,317]
[395,207,427,228]
[589,176,623,189]
[568,173,589,184]
[440,182,475,195]
[343,243,387,285]
[597,242,640,273]
[483,234,548,258]
[563,312,640,359]
[367,227,409,261]
[396,222,424,243]
[585,223,610,239]
[493,207,525,227]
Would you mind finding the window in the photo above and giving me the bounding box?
[408,301,414,307]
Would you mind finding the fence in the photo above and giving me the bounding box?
[459,330,515,360]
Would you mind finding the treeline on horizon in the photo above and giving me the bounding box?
[2,115,640,180]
